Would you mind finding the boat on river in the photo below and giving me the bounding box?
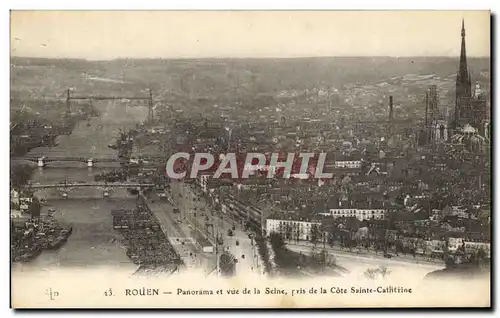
[47,234,68,250]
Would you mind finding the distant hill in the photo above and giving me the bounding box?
[10,56,490,113]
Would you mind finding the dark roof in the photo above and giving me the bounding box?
[326,198,386,210]
[267,212,321,223]
[196,127,225,139]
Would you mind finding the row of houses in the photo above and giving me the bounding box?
[192,172,491,259]
[326,208,386,221]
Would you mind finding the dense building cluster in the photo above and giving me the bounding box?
[153,20,490,266]
[11,191,72,263]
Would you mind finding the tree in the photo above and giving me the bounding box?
[444,256,456,268]
[319,249,328,266]
[363,266,391,280]
[270,233,285,249]
[254,234,272,275]
[310,224,320,246]
[321,226,327,248]
[11,164,35,190]
[318,249,337,271]
[308,247,334,273]
[310,243,318,260]
[284,223,293,242]
[378,266,390,278]
[341,176,354,194]
[475,247,488,267]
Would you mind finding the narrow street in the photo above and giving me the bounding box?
[170,181,262,276]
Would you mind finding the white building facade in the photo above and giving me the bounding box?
[329,208,386,221]
[266,218,321,241]
[334,160,362,169]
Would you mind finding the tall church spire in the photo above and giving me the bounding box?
[454,18,473,130]
[458,18,469,82]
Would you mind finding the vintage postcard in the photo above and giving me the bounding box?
[10,11,491,308]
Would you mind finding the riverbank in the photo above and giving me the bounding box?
[10,101,99,157]
[11,215,73,263]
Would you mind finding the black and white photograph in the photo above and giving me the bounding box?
[9,10,491,308]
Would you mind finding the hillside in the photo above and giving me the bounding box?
[10,56,490,121]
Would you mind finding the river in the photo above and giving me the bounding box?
[12,101,149,273]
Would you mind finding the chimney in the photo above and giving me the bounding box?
[388,96,394,134]
[425,92,429,126]
[389,96,394,119]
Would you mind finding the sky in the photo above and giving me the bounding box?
[10,11,491,60]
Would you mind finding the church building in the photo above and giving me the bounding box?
[453,19,489,137]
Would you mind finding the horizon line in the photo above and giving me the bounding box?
[10,55,491,62]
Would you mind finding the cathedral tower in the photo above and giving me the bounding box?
[454,19,473,130]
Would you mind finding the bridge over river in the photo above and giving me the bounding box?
[11,155,164,168]
[30,182,155,189]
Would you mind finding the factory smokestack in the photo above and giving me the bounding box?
[388,96,394,135]
[425,92,429,126]
[389,96,394,122]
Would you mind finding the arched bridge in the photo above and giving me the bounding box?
[28,181,157,199]
[11,156,164,168]
[30,182,156,190]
